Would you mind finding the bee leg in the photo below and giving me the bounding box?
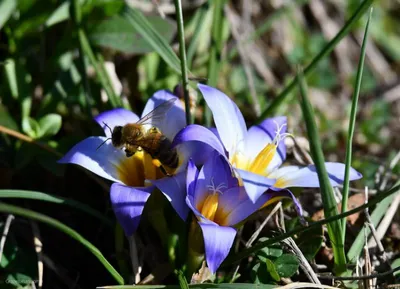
[125,149,134,157]
[152,158,171,177]
[160,165,171,177]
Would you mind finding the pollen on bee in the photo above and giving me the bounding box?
[152,158,162,168]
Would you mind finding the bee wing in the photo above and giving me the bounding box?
[136,98,177,127]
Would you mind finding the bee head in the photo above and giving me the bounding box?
[111,126,123,147]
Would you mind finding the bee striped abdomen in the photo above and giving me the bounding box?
[152,135,179,169]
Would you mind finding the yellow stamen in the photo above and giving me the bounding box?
[199,193,219,221]
[248,143,277,175]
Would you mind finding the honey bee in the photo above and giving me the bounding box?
[98,98,179,176]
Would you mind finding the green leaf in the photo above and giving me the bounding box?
[122,6,182,75]
[89,15,176,54]
[0,203,124,285]
[22,117,40,139]
[256,238,283,261]
[37,114,62,138]
[0,190,113,227]
[0,0,16,29]
[297,225,323,261]
[250,263,271,284]
[45,1,70,27]
[265,258,280,281]
[274,254,299,278]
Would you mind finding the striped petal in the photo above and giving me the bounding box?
[235,168,276,203]
[270,162,363,188]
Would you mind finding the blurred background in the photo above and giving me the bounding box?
[0,0,399,288]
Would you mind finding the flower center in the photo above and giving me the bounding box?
[115,150,177,187]
[198,179,226,222]
[231,122,291,177]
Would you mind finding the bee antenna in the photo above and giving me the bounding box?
[102,122,113,135]
[96,138,111,151]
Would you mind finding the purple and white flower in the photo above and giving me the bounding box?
[174,84,363,203]
[186,154,303,273]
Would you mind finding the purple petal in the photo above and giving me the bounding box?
[94,108,139,138]
[58,136,125,183]
[141,90,186,140]
[173,124,227,158]
[245,116,287,172]
[217,186,269,226]
[110,183,153,236]
[151,172,189,221]
[235,169,276,203]
[186,159,199,198]
[177,141,216,167]
[199,223,237,274]
[270,162,363,188]
[267,188,304,221]
[198,84,247,156]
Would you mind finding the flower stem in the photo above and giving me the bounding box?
[174,0,191,125]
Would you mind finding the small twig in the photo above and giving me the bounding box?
[129,234,142,284]
[0,125,61,156]
[246,202,282,247]
[318,266,400,281]
[30,221,44,289]
[0,214,15,263]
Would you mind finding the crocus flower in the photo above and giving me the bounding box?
[59,90,202,236]
[174,84,362,202]
[186,154,303,273]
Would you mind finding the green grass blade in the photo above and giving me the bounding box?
[0,202,124,285]
[223,183,400,266]
[187,5,208,68]
[174,0,191,125]
[122,6,182,75]
[257,0,373,120]
[297,68,346,272]
[0,190,113,227]
[341,8,372,242]
[176,270,189,289]
[347,180,400,261]
[78,30,121,108]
